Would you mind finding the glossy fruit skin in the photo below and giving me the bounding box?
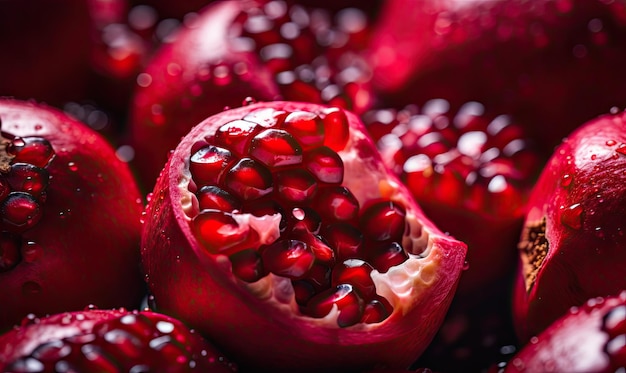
[0,308,237,372]
[368,0,626,153]
[513,110,626,342]
[141,101,467,372]
[0,99,145,332]
[505,291,626,373]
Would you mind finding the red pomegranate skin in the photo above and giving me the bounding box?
[140,101,467,372]
[367,0,626,152]
[0,0,92,106]
[513,109,626,342]
[0,99,145,332]
[0,308,237,372]
[505,291,626,373]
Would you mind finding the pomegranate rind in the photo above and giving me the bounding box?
[0,99,144,331]
[141,101,467,372]
[513,111,626,341]
[506,291,626,373]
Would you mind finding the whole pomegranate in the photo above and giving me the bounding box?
[505,291,626,372]
[0,308,237,372]
[129,0,374,188]
[140,101,467,372]
[367,0,626,152]
[513,109,626,341]
[0,99,145,332]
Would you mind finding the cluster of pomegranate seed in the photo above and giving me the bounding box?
[602,303,626,370]
[0,125,55,273]
[230,1,372,113]
[185,105,407,327]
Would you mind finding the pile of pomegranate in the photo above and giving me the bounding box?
[1,0,626,372]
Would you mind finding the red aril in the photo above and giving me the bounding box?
[141,101,467,372]
[0,99,144,332]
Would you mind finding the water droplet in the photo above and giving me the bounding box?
[22,242,43,263]
[560,203,584,230]
[591,154,597,160]
[20,313,39,326]
[84,304,98,311]
[22,281,42,295]
[606,140,617,147]
[616,144,626,156]
[561,174,573,187]
[67,162,78,172]
[462,260,470,271]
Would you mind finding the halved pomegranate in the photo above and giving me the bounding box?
[505,291,626,372]
[513,109,626,341]
[0,308,237,372]
[0,99,145,332]
[140,101,467,372]
[129,0,374,189]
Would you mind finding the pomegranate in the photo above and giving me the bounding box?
[129,0,374,188]
[0,99,145,332]
[141,101,467,372]
[513,109,626,341]
[0,308,237,372]
[363,99,544,297]
[367,0,626,152]
[505,291,626,372]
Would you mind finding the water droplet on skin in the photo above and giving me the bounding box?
[22,281,42,295]
[84,304,98,311]
[20,313,39,326]
[462,261,470,271]
[67,162,78,172]
[616,144,626,156]
[606,140,617,147]
[560,203,584,230]
[591,154,597,160]
[561,174,573,187]
[22,242,43,263]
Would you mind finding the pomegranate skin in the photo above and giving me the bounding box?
[0,99,145,332]
[141,101,467,372]
[513,110,626,341]
[0,308,237,372]
[505,291,626,373]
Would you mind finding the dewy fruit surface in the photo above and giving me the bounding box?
[0,99,145,332]
[141,101,467,372]
[0,308,237,372]
[513,109,626,341]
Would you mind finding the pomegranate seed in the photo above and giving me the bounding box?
[293,280,317,306]
[361,297,393,324]
[323,223,363,261]
[313,186,359,223]
[261,239,315,280]
[192,210,254,255]
[320,107,350,151]
[248,129,303,168]
[287,207,321,234]
[243,108,288,128]
[189,145,234,187]
[214,119,260,156]
[367,241,409,273]
[230,249,265,283]
[1,192,42,233]
[274,169,318,204]
[332,259,376,299]
[305,284,364,328]
[196,185,241,212]
[242,198,287,232]
[359,200,406,242]
[0,232,20,272]
[223,158,273,201]
[7,137,55,168]
[281,111,324,150]
[0,178,10,202]
[5,163,49,199]
[290,230,335,267]
[304,146,344,185]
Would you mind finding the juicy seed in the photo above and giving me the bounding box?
[274,169,318,204]
[248,129,303,168]
[359,200,406,242]
[305,284,365,328]
[223,158,273,201]
[261,239,315,279]
[0,232,21,272]
[7,137,55,168]
[366,241,409,273]
[189,145,234,187]
[361,297,393,324]
[287,207,322,234]
[1,192,42,233]
[192,209,253,255]
[323,223,363,261]
[230,249,265,283]
[281,111,325,150]
[6,163,49,199]
[214,119,260,156]
[332,259,376,299]
[320,107,350,151]
[304,146,344,185]
[313,186,360,222]
[196,185,241,212]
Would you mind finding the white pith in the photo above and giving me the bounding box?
[177,112,439,327]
